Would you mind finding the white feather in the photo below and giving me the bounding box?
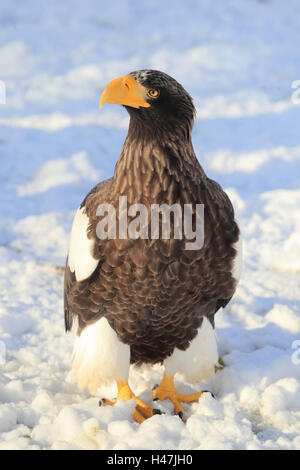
[163,316,218,383]
[232,233,243,282]
[68,206,99,282]
[71,317,130,394]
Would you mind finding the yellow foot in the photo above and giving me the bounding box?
[153,373,208,421]
[99,380,161,423]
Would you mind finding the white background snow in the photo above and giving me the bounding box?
[0,0,300,450]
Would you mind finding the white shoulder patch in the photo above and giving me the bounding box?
[68,206,99,282]
[232,233,243,282]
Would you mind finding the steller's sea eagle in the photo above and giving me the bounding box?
[64,70,242,422]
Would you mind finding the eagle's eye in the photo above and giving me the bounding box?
[147,89,160,98]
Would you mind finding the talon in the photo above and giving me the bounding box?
[153,373,204,418]
[99,380,156,423]
[202,390,215,399]
[99,397,115,407]
[99,398,112,406]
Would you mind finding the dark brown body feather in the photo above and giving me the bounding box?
[64,131,239,364]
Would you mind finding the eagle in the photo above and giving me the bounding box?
[64,70,242,423]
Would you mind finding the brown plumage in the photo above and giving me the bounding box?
[64,70,240,391]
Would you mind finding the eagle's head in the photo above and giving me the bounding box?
[100,69,195,139]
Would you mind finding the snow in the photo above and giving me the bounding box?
[18,151,100,197]
[1,0,300,450]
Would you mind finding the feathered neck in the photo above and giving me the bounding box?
[113,117,206,204]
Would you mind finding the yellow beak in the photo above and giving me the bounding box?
[99,75,151,109]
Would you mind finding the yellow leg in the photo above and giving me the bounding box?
[100,380,159,423]
[153,373,205,420]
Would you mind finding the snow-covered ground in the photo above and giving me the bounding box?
[1,0,300,450]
